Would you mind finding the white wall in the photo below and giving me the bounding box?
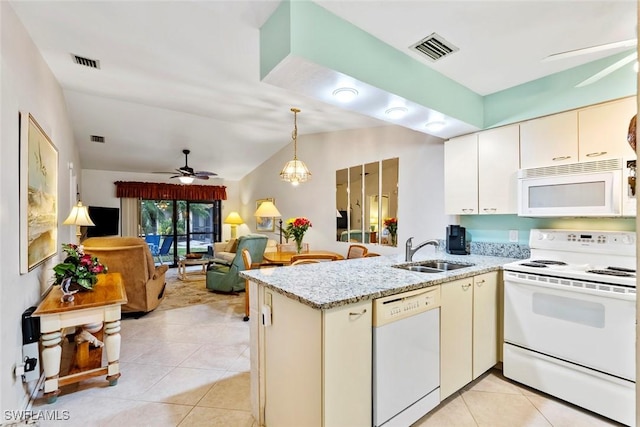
[1,2,80,412]
[239,125,453,257]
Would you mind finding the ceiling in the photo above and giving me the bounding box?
[9,0,637,181]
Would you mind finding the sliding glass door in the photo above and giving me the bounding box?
[140,199,221,265]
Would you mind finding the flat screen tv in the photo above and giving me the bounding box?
[336,210,348,229]
[86,206,120,237]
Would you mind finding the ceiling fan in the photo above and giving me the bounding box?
[543,38,637,87]
[155,149,217,182]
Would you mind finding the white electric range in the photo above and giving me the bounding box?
[503,229,636,426]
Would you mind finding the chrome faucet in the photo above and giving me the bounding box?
[405,237,440,262]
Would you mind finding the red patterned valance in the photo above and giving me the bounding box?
[115,181,226,201]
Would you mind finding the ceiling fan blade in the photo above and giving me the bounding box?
[543,38,637,62]
[195,175,210,180]
[575,52,638,88]
[194,171,218,177]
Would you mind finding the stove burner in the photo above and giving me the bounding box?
[607,266,636,274]
[531,260,568,266]
[587,269,636,278]
[520,262,548,267]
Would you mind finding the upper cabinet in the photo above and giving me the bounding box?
[445,125,519,215]
[520,96,637,170]
[478,125,520,214]
[444,134,478,215]
[520,111,578,169]
[578,96,637,162]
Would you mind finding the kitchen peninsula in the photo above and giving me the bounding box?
[241,252,518,427]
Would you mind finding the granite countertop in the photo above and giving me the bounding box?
[241,252,520,310]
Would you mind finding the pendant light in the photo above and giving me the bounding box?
[280,107,311,186]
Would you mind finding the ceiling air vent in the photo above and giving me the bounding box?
[72,54,100,69]
[410,33,459,62]
[90,135,105,143]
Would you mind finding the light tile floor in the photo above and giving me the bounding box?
[32,278,624,427]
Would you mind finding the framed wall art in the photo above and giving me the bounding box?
[20,112,58,273]
[255,197,275,232]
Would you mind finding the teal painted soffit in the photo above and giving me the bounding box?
[484,50,637,128]
[261,0,636,132]
[260,0,484,128]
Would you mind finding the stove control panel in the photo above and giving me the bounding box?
[531,229,636,256]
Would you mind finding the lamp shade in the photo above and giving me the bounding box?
[224,211,244,225]
[254,201,281,218]
[280,159,311,186]
[63,201,95,226]
[178,176,195,184]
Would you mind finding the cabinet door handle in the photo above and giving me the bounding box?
[349,309,367,317]
[462,208,474,213]
[462,283,472,291]
[552,156,571,161]
[476,279,485,287]
[482,208,497,213]
[586,151,607,157]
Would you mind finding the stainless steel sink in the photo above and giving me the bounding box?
[394,260,475,273]
[415,260,475,271]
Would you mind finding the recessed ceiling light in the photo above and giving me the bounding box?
[425,120,446,131]
[385,107,408,119]
[332,87,359,102]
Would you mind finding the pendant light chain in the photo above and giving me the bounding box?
[291,107,299,160]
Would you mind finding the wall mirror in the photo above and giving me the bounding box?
[336,157,398,246]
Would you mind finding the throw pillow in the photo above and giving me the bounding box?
[229,239,239,253]
[224,239,236,253]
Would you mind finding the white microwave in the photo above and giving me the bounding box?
[518,159,630,217]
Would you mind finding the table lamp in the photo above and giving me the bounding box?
[224,211,244,239]
[63,201,95,244]
[254,201,283,243]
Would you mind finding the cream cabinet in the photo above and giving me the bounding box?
[445,126,519,215]
[440,272,499,399]
[520,110,578,169]
[444,133,478,215]
[259,288,372,427]
[578,96,637,162]
[478,125,520,214]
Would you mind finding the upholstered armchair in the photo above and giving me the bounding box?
[206,234,268,293]
[83,236,169,313]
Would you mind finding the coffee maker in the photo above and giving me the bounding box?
[446,225,467,255]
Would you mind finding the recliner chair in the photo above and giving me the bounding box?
[83,236,169,313]
[206,234,268,293]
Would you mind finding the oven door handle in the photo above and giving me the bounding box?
[503,272,636,302]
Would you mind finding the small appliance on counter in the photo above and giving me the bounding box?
[446,225,467,255]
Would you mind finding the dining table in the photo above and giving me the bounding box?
[262,250,345,266]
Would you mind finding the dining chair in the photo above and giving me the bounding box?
[290,253,340,263]
[241,248,252,322]
[347,244,368,259]
[290,259,321,266]
[365,252,381,257]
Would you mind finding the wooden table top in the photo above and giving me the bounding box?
[33,273,127,316]
[262,250,345,265]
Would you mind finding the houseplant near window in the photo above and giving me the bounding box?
[286,217,312,253]
[53,243,108,291]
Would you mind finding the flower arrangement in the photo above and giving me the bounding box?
[53,243,108,291]
[384,217,398,246]
[285,217,312,253]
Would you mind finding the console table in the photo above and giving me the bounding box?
[33,273,127,402]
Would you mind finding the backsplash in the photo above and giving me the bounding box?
[469,242,530,259]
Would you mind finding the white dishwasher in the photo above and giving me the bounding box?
[373,286,441,427]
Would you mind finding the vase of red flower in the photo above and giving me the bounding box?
[286,217,312,253]
[384,218,398,246]
[53,243,108,291]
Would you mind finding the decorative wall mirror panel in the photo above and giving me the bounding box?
[335,157,398,246]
